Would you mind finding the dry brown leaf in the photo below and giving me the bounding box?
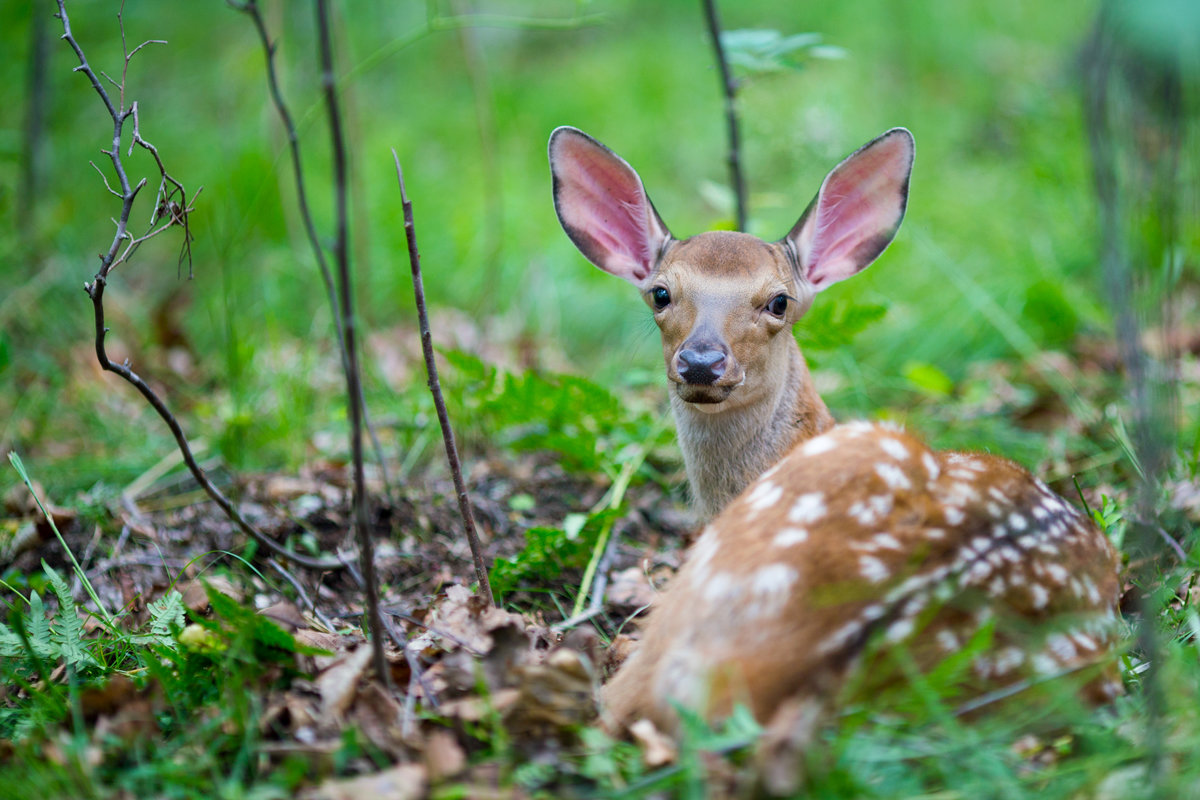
[302,762,427,800]
[437,688,520,723]
[259,601,307,631]
[756,697,826,797]
[295,629,346,655]
[179,575,242,614]
[606,566,658,608]
[629,718,677,767]
[317,645,373,727]
[422,728,466,781]
[504,648,597,738]
[353,682,407,758]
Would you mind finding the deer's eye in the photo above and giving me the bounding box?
[766,294,789,318]
[651,286,671,310]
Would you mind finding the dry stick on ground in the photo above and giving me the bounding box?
[55,0,345,573]
[701,0,747,232]
[392,152,496,607]
[229,0,394,503]
[315,0,389,685]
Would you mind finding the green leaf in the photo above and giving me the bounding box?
[795,299,888,353]
[903,361,956,398]
[146,590,186,643]
[43,562,96,668]
[26,590,54,660]
[720,29,840,74]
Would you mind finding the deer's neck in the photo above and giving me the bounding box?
[670,342,833,521]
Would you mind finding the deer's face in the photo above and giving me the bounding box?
[645,231,815,412]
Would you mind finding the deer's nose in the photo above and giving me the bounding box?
[676,347,727,385]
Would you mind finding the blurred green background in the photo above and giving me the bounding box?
[0,0,1167,495]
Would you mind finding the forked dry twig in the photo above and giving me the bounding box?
[55,0,346,572]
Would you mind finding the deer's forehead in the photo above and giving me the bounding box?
[657,232,793,290]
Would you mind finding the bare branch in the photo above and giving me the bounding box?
[56,0,346,573]
[701,0,747,231]
[128,39,167,61]
[229,0,392,497]
[316,0,391,685]
[89,160,122,198]
[392,152,496,607]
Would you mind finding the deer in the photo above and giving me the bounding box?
[547,126,1123,736]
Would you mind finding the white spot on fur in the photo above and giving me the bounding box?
[849,494,894,526]
[944,506,966,526]
[745,481,783,513]
[875,462,911,490]
[937,630,959,652]
[926,527,946,540]
[758,460,784,483]
[879,437,910,461]
[773,527,809,547]
[689,528,720,579]
[748,564,799,617]
[704,572,740,604]
[859,555,890,583]
[788,492,827,524]
[1046,633,1077,662]
[801,435,837,457]
[1071,632,1097,652]
[861,603,885,621]
[818,620,863,655]
[994,646,1025,675]
[884,617,915,643]
[1045,563,1069,585]
[1031,505,1049,521]
[986,502,1003,518]
[1031,652,1059,675]
[872,533,903,550]
[1029,584,1049,610]
[962,560,992,586]
[922,452,940,481]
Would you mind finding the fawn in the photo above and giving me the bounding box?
[549,126,1123,733]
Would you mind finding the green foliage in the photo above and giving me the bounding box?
[1092,494,1128,550]
[0,562,99,670]
[720,29,846,75]
[903,360,956,398]
[441,349,671,478]
[490,508,618,597]
[794,298,889,360]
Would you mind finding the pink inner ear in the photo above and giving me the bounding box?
[801,131,913,290]
[553,133,661,283]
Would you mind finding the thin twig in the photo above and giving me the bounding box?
[268,558,338,632]
[701,0,747,231]
[229,0,393,500]
[392,152,495,607]
[315,0,389,686]
[381,605,483,656]
[55,0,345,573]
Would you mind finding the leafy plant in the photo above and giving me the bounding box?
[795,298,889,361]
[0,562,98,670]
[441,349,672,478]
[490,508,619,598]
[720,29,846,74]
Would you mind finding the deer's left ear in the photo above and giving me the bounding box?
[783,128,914,291]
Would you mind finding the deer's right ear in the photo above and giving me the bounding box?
[549,126,672,288]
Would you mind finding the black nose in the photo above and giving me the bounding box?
[677,348,727,385]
